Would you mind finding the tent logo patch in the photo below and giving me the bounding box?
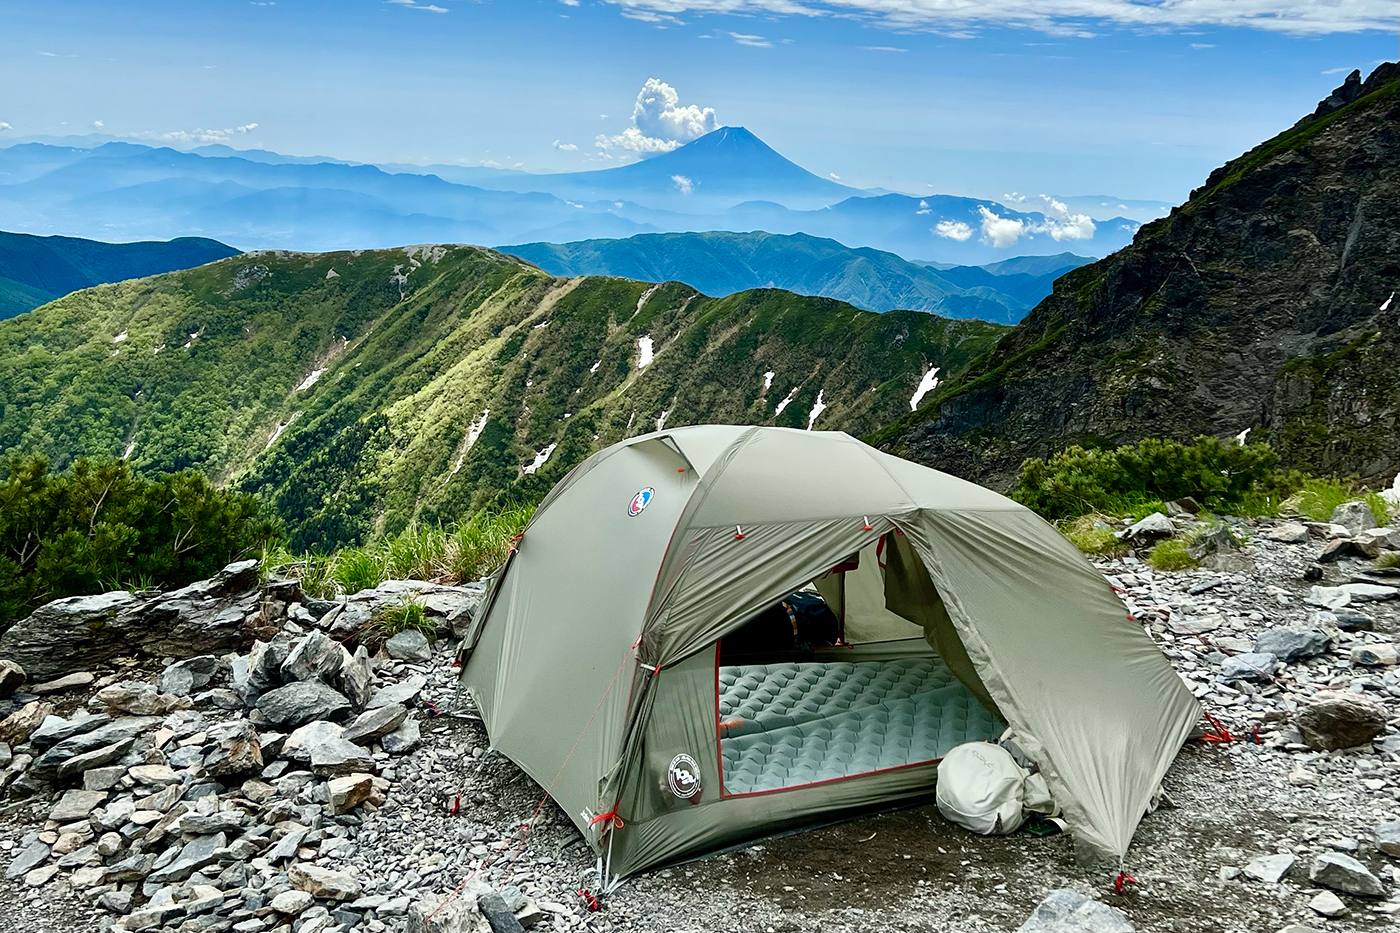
[627,486,655,517]
[667,753,701,799]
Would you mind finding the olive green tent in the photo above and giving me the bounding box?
[458,426,1198,884]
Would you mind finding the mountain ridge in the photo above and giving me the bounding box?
[881,62,1400,488]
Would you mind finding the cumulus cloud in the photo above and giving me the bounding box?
[154,123,260,144]
[552,140,578,151]
[934,220,973,241]
[596,78,719,157]
[999,192,1097,241]
[92,119,105,129]
[602,1,1395,36]
[0,122,11,132]
[672,174,694,194]
[977,206,1026,248]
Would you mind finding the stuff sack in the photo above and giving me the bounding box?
[936,741,1030,835]
[783,591,839,649]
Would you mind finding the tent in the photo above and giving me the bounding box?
[457,425,1199,883]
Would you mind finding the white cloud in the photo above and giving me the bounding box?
[0,122,11,131]
[934,219,973,241]
[730,31,774,47]
[387,0,449,11]
[861,45,907,52]
[672,174,694,194]
[1320,66,1351,74]
[91,119,105,129]
[552,140,578,151]
[977,206,1026,248]
[999,192,1098,241]
[828,171,841,181]
[1190,42,1216,48]
[596,78,719,156]
[154,122,259,144]
[560,0,580,5]
[602,1,1395,36]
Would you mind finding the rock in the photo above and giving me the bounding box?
[54,737,136,781]
[281,630,346,685]
[29,716,159,781]
[204,718,263,777]
[282,720,347,762]
[1317,537,1379,562]
[1296,691,1388,750]
[83,764,125,791]
[1350,643,1399,666]
[48,788,108,821]
[1359,526,1400,549]
[6,839,51,879]
[160,656,224,696]
[1331,501,1378,536]
[479,892,526,933]
[1220,653,1278,682]
[366,675,426,710]
[0,700,50,745]
[255,680,352,728]
[92,681,189,716]
[311,734,376,776]
[30,671,96,694]
[0,591,139,680]
[147,831,227,884]
[1243,853,1296,884]
[339,646,373,708]
[290,863,362,900]
[1309,852,1385,896]
[342,703,408,745]
[1190,525,1253,573]
[329,773,375,813]
[1015,889,1134,933]
[1118,512,1174,545]
[1338,583,1398,602]
[1377,820,1400,858]
[1253,627,1330,661]
[271,889,315,914]
[127,763,179,785]
[1264,522,1310,543]
[97,889,133,913]
[0,658,26,696]
[385,630,432,662]
[1170,613,1223,636]
[1331,608,1375,631]
[408,893,487,933]
[1309,890,1348,917]
[382,715,421,754]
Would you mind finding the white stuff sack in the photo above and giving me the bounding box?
[936,741,1029,835]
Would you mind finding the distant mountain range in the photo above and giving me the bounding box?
[0,230,238,319]
[883,62,1400,487]
[503,231,1090,323]
[0,245,1003,548]
[0,127,1139,263]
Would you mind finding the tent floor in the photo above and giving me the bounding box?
[718,656,1003,796]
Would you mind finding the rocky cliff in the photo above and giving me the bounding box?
[883,63,1400,489]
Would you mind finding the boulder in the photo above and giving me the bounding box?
[91,681,190,716]
[255,681,352,728]
[0,591,139,680]
[1349,643,1399,666]
[147,831,227,884]
[1296,691,1388,750]
[1220,653,1278,682]
[159,656,224,696]
[1317,537,1380,562]
[48,788,108,822]
[339,646,374,708]
[29,671,96,694]
[1169,613,1223,636]
[31,716,159,781]
[367,675,427,710]
[290,863,362,900]
[1117,512,1174,545]
[1252,627,1330,662]
[0,659,26,696]
[1331,501,1378,536]
[271,889,315,915]
[1015,889,1134,933]
[386,630,432,662]
[329,772,375,813]
[203,719,262,777]
[281,630,345,685]
[1308,852,1385,896]
[478,891,526,933]
[311,734,376,776]
[1189,525,1252,572]
[6,839,51,879]
[1243,853,1295,884]
[282,720,347,762]
[0,700,50,745]
[382,716,421,755]
[1376,820,1400,858]
[343,703,408,745]
[1264,522,1310,543]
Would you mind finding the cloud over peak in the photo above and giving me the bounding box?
[596,78,719,157]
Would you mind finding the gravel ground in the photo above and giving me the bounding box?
[2,515,1398,932]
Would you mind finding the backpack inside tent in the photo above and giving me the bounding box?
[457,425,1199,884]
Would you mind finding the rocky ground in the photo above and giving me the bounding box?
[1,505,1398,933]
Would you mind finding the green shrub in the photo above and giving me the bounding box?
[0,454,278,630]
[363,598,434,648]
[1060,515,1127,557]
[1147,537,1199,571]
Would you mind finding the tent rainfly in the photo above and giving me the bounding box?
[457,426,1199,885]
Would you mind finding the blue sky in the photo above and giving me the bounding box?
[0,0,1394,202]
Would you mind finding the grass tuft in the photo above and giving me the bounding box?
[1060,515,1128,557]
[1147,537,1199,572]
